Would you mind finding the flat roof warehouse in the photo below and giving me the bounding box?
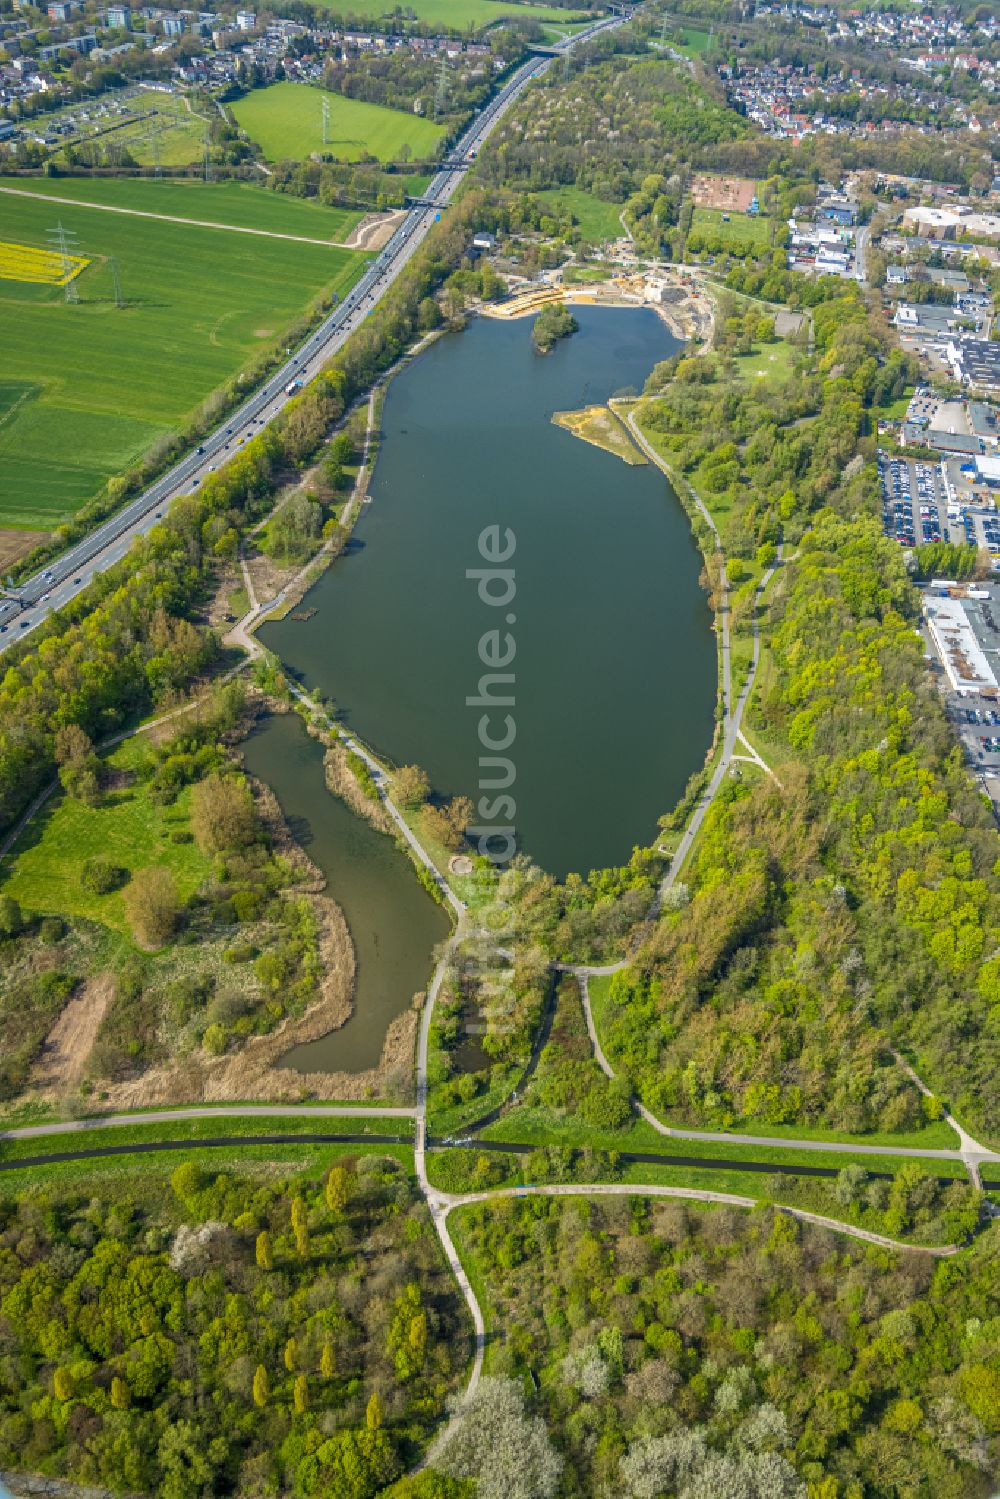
[924,593,998,697]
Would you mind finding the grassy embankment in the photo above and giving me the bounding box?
[0,1133,414,1189]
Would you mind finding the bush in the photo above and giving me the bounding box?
[0,895,23,937]
[123,867,181,948]
[81,858,128,896]
[202,1023,227,1055]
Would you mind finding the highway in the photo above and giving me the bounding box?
[0,18,619,653]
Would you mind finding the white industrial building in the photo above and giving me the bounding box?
[924,594,998,695]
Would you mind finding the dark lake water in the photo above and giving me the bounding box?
[261,306,716,877]
[243,711,449,1074]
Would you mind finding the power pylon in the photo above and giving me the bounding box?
[109,255,124,309]
[321,94,331,146]
[48,220,80,304]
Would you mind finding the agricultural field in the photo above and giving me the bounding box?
[39,86,214,169]
[312,0,592,26]
[689,203,773,252]
[537,184,623,243]
[0,176,363,243]
[0,185,366,531]
[0,237,88,285]
[231,82,446,164]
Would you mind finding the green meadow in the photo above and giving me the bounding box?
[231,82,446,164]
[311,0,592,28]
[0,184,367,530]
[690,203,773,252]
[537,184,623,243]
[0,738,211,938]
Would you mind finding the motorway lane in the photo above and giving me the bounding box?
[0,21,619,652]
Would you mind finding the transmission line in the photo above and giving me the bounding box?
[47,220,80,304]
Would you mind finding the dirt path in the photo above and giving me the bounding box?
[28,975,114,1095]
[0,184,356,249]
[343,209,407,251]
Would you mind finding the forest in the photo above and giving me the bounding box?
[594,282,1000,1140]
[449,1195,1000,1498]
[0,1154,468,1496]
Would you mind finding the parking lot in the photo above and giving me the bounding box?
[880,451,1000,553]
[880,452,949,546]
[947,694,1000,804]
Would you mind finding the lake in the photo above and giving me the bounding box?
[262,306,716,877]
[243,710,450,1074]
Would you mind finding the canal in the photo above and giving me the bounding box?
[243,710,450,1074]
[262,306,716,877]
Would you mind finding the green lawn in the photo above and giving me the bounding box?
[872,386,915,421]
[671,25,712,55]
[690,204,772,252]
[231,82,446,164]
[309,0,592,27]
[537,185,623,244]
[0,737,211,938]
[732,337,797,385]
[0,177,362,242]
[0,185,366,529]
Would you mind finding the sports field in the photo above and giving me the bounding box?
[312,0,592,26]
[231,82,446,164]
[0,188,367,531]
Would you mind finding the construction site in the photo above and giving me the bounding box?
[479,267,712,343]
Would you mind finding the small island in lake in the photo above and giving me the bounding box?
[532,300,579,353]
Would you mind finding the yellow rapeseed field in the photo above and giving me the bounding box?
[0,239,90,286]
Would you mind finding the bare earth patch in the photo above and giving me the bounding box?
[690,172,757,212]
[343,210,407,252]
[29,974,114,1096]
[0,528,48,570]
